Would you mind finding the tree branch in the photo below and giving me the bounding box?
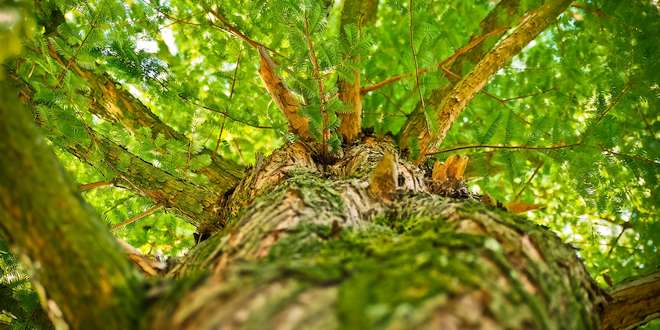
[336,0,379,143]
[112,204,164,231]
[0,84,142,329]
[428,142,581,155]
[399,0,523,156]
[64,132,224,229]
[360,27,506,94]
[201,6,313,140]
[410,0,573,160]
[303,14,329,157]
[79,180,113,191]
[257,46,310,138]
[600,269,660,330]
[23,44,244,192]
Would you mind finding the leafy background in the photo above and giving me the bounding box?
[0,0,658,328]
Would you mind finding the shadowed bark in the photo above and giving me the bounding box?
[0,84,143,329]
[600,270,660,330]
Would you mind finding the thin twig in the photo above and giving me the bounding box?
[112,204,164,231]
[213,50,242,158]
[514,161,544,201]
[54,6,102,88]
[428,142,581,155]
[408,0,425,112]
[79,181,113,191]
[603,149,660,167]
[606,226,628,257]
[303,14,329,164]
[180,96,272,129]
[500,87,556,102]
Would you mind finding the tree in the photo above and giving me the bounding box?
[0,0,658,329]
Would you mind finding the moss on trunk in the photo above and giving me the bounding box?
[146,141,607,330]
[0,84,143,328]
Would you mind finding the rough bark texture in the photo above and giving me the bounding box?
[144,138,608,330]
[600,270,660,330]
[0,85,142,329]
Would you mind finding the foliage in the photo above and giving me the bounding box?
[0,0,658,328]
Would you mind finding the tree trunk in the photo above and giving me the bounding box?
[5,84,658,328]
[143,139,608,330]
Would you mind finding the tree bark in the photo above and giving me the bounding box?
[335,0,379,144]
[600,270,660,330]
[0,84,143,329]
[143,138,612,330]
[3,105,657,328]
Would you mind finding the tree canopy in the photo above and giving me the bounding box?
[0,0,658,328]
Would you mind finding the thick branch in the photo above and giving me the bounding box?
[0,84,142,329]
[336,0,378,143]
[43,41,243,191]
[10,72,226,228]
[257,46,310,138]
[201,7,311,140]
[601,270,660,330]
[64,132,224,229]
[407,0,572,159]
[399,0,522,155]
[360,28,506,94]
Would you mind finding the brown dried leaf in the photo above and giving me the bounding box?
[505,201,542,213]
[433,155,469,182]
[432,160,447,182]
